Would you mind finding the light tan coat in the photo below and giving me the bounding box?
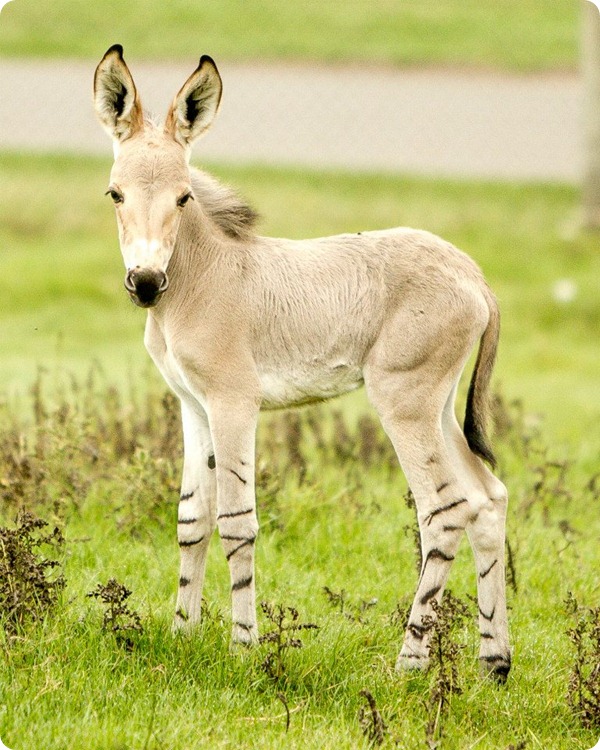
[94,46,510,680]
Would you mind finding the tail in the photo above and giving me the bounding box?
[464,288,499,468]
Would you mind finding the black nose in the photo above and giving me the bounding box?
[125,268,169,307]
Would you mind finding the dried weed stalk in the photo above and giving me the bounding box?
[422,591,471,749]
[322,586,378,624]
[402,489,422,574]
[87,578,144,649]
[0,511,65,636]
[259,601,318,684]
[565,592,600,730]
[358,689,388,746]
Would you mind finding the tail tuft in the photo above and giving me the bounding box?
[464,384,496,468]
[463,288,499,469]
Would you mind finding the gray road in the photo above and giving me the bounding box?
[0,57,582,182]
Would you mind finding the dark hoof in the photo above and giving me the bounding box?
[480,654,511,684]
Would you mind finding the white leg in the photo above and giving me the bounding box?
[364,366,474,670]
[363,349,509,678]
[174,400,217,629]
[389,419,473,670]
[442,398,511,680]
[208,397,260,645]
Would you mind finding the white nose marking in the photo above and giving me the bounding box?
[125,238,163,269]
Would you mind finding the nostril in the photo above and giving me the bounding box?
[158,273,169,293]
[124,270,137,293]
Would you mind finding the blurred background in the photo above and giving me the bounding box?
[0,0,598,453]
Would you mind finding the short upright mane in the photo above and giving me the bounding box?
[190,168,258,241]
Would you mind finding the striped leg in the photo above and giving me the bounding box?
[372,411,472,669]
[467,491,510,681]
[444,394,511,681]
[209,398,260,645]
[396,440,473,670]
[174,401,217,630]
[365,368,476,671]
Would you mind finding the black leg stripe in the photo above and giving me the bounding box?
[229,469,248,485]
[175,608,189,621]
[225,538,255,561]
[424,548,455,565]
[426,498,468,525]
[232,575,253,591]
[208,454,216,470]
[480,606,495,622]
[408,623,428,641]
[179,576,191,587]
[479,559,498,579]
[179,536,205,547]
[420,585,441,606]
[221,534,251,541]
[217,507,254,520]
[178,517,199,525]
[436,481,450,493]
[419,548,455,584]
[180,491,194,501]
[480,654,510,664]
[443,524,465,532]
[480,632,494,639]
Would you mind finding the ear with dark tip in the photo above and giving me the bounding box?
[94,44,144,143]
[164,55,222,150]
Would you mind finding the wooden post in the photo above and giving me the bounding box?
[582,0,600,228]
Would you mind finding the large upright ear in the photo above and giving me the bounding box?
[94,44,144,143]
[164,55,222,150]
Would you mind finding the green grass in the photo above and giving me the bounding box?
[0,373,598,749]
[0,0,579,71]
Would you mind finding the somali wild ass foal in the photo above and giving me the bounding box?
[94,45,510,680]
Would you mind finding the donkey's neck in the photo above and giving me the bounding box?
[158,200,254,323]
[165,202,221,291]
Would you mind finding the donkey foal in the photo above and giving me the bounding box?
[94,45,511,681]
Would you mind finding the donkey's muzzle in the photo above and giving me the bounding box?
[125,267,169,308]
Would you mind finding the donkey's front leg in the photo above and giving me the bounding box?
[209,397,260,645]
[174,400,217,630]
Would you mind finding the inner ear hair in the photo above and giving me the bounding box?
[94,45,144,142]
[165,55,222,148]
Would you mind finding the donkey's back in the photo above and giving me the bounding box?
[242,225,492,412]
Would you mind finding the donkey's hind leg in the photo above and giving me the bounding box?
[442,396,511,681]
[174,400,217,630]
[365,368,476,671]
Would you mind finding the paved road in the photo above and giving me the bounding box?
[0,58,582,182]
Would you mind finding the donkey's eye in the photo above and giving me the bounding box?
[106,188,124,204]
[177,192,193,208]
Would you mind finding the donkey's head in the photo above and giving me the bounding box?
[94,45,222,307]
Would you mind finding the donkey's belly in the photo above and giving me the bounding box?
[259,363,364,409]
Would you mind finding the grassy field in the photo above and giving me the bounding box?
[0,353,598,749]
[0,0,579,71]
[0,152,599,748]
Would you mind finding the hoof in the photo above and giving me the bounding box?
[479,654,511,684]
[232,621,258,646]
[172,605,202,634]
[396,653,429,673]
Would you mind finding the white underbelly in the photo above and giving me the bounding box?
[259,363,364,409]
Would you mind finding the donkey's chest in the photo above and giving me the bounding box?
[258,362,364,409]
